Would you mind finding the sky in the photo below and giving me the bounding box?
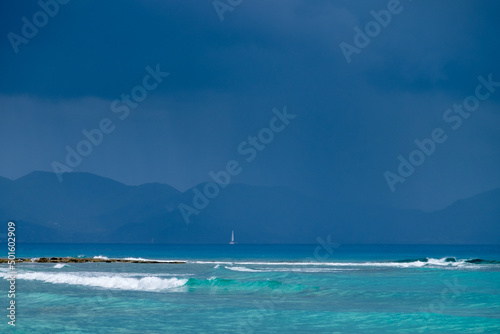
[0,0,499,212]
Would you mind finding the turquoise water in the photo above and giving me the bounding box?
[1,244,499,333]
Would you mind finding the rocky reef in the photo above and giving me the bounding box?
[0,257,185,264]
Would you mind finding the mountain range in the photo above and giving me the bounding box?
[0,171,498,244]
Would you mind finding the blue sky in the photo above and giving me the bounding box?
[0,0,499,211]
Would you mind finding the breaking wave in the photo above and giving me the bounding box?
[195,257,500,269]
[1,271,302,292]
[393,257,500,267]
[2,271,187,292]
[83,256,499,268]
[224,266,353,273]
[225,266,263,272]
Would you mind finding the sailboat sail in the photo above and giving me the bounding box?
[229,230,236,244]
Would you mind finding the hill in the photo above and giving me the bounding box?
[0,171,498,243]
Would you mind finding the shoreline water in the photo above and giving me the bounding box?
[1,245,499,333]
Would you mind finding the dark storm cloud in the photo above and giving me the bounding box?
[0,0,499,211]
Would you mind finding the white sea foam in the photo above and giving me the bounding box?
[122,257,151,262]
[225,266,356,273]
[425,258,468,267]
[192,258,487,269]
[53,264,67,269]
[121,257,184,263]
[225,266,263,272]
[90,256,185,263]
[266,268,357,272]
[10,272,187,291]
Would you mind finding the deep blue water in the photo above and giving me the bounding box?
[1,243,499,333]
[11,243,500,261]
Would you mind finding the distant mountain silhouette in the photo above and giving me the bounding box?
[0,171,498,244]
[0,176,12,185]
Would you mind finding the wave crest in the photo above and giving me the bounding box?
[10,272,187,292]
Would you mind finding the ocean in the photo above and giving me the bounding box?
[1,243,499,333]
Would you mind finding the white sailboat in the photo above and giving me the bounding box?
[229,230,236,244]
